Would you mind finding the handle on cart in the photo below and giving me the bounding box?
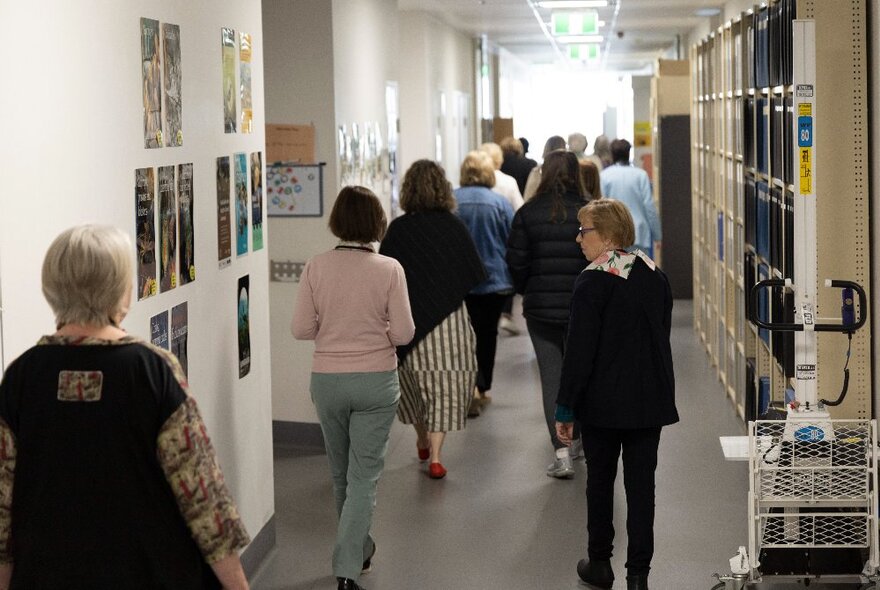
[747,279,868,333]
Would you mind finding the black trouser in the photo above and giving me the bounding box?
[464,293,507,393]
[583,426,662,577]
[501,293,514,315]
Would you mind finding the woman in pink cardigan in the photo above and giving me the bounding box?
[291,186,414,590]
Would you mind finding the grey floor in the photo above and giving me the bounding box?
[251,301,855,590]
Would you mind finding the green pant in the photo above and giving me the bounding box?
[311,370,400,581]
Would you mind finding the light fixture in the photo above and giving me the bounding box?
[694,7,721,16]
[555,34,604,44]
[537,1,609,8]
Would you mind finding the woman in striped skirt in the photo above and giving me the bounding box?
[379,160,486,479]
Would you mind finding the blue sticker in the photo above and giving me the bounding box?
[794,425,825,442]
[798,116,812,147]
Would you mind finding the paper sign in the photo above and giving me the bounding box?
[266,124,316,163]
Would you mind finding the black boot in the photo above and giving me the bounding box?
[337,578,364,590]
[576,559,614,589]
[626,574,649,590]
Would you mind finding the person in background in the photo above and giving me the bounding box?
[454,151,515,417]
[0,225,250,590]
[479,141,524,337]
[523,135,567,201]
[568,132,589,161]
[580,159,603,200]
[600,139,662,258]
[500,136,537,196]
[589,134,613,169]
[292,187,415,590]
[379,160,485,479]
[506,151,589,479]
[555,199,678,590]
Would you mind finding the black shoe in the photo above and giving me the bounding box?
[337,578,364,590]
[361,541,376,574]
[576,559,614,589]
[626,574,649,590]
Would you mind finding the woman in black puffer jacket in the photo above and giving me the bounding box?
[506,149,593,479]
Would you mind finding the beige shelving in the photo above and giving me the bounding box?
[690,0,871,421]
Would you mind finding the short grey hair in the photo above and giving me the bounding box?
[42,225,133,328]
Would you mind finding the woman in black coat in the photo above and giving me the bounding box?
[555,199,678,590]
[505,150,589,479]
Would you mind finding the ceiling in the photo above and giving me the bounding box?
[398,0,723,72]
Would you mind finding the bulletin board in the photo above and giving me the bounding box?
[266,163,324,217]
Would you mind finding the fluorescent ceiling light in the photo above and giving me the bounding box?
[556,34,603,43]
[694,7,721,16]
[538,1,609,8]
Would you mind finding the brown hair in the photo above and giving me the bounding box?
[534,151,585,222]
[328,186,387,242]
[400,160,455,213]
[499,136,523,156]
[578,199,635,249]
[459,151,496,188]
[579,160,602,200]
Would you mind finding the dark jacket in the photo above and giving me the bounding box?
[501,152,537,195]
[379,211,486,360]
[505,191,587,324]
[557,256,679,429]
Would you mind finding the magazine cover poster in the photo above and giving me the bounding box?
[162,23,183,146]
[140,18,163,148]
[239,32,253,133]
[235,152,249,256]
[178,163,195,284]
[237,275,251,378]
[216,156,232,268]
[250,151,263,250]
[158,165,177,292]
[221,27,237,133]
[135,167,157,300]
[171,302,189,376]
[150,310,169,349]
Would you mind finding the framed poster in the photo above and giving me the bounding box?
[267,163,324,217]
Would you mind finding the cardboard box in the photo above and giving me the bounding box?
[266,124,316,163]
[656,59,689,77]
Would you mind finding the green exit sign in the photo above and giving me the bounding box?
[552,11,599,35]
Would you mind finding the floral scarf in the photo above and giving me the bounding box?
[585,248,656,279]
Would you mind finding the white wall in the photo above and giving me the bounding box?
[263,0,401,424]
[398,10,476,181]
[262,0,337,424]
[0,0,274,543]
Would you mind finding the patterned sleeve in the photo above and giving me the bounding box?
[0,417,14,564]
[156,396,250,563]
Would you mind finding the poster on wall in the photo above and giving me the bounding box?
[250,151,263,250]
[170,301,188,376]
[158,165,177,292]
[150,310,169,349]
[141,18,163,148]
[135,167,157,300]
[234,153,249,256]
[266,163,323,217]
[239,33,253,134]
[162,23,183,147]
[177,162,195,284]
[221,28,237,133]
[216,156,232,268]
[237,275,251,379]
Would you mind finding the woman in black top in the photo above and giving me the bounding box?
[379,160,486,479]
[0,225,249,590]
[506,150,588,479]
[555,200,678,590]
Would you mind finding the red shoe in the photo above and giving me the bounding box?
[417,445,430,462]
[428,462,447,479]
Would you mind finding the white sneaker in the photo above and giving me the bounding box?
[546,451,575,479]
[499,314,520,336]
[569,437,583,459]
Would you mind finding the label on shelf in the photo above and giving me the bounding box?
[796,363,816,380]
[799,147,813,193]
[798,116,813,147]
